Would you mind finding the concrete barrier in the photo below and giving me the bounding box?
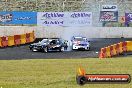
[0,26,132,40]
[0,26,35,36]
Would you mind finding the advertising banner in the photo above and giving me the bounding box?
[0,12,37,24]
[125,13,132,23]
[37,12,64,26]
[64,12,92,27]
[37,12,92,27]
[101,5,118,11]
[100,11,118,22]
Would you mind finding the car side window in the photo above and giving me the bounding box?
[50,40,56,45]
[56,40,60,44]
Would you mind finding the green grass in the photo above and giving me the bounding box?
[0,57,132,88]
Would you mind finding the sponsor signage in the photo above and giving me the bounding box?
[120,16,125,23]
[125,13,132,23]
[0,12,13,24]
[100,11,118,22]
[76,68,131,85]
[64,12,92,27]
[0,12,37,24]
[77,74,131,85]
[100,5,118,22]
[101,5,118,11]
[37,12,92,27]
[37,12,64,26]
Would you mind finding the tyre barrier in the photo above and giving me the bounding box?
[30,31,35,42]
[0,31,35,48]
[106,46,111,58]
[127,41,132,52]
[8,36,15,46]
[99,48,106,59]
[26,33,30,43]
[1,36,8,47]
[14,35,21,46]
[99,41,132,59]
[20,34,26,44]
[0,37,2,47]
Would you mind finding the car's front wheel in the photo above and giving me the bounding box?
[32,48,37,52]
[60,47,64,52]
[42,47,48,53]
[86,47,90,51]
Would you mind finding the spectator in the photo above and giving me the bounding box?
[64,40,68,50]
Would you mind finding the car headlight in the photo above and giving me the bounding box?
[56,45,60,47]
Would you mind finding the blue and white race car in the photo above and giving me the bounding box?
[71,36,90,50]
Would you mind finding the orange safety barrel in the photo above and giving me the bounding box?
[106,46,111,58]
[26,33,30,43]
[119,42,123,54]
[29,31,35,42]
[126,41,132,52]
[110,45,114,57]
[33,31,35,39]
[14,35,21,46]
[99,47,106,59]
[122,41,127,52]
[1,36,8,47]
[115,43,120,54]
[0,37,2,47]
[112,44,117,56]
[8,36,15,46]
[20,34,26,44]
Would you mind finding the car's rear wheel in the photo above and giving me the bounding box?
[86,47,90,51]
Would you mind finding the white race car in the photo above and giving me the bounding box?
[71,36,90,50]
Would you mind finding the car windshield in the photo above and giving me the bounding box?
[40,39,47,44]
[74,37,86,41]
[49,39,60,44]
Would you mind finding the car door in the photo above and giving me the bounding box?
[49,40,57,49]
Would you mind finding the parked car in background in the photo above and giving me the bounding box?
[29,38,67,52]
[71,36,90,50]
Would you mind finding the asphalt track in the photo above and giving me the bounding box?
[0,38,132,60]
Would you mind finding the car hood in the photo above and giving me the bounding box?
[73,41,89,44]
[30,42,42,46]
[80,41,89,44]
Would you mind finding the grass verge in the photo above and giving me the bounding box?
[0,57,132,88]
